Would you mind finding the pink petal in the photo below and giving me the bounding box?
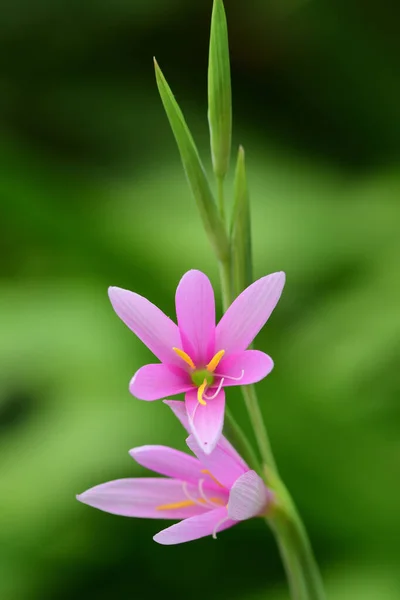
[165,399,248,473]
[130,364,192,401]
[186,434,248,490]
[153,506,235,545]
[227,470,270,521]
[185,389,225,455]
[129,445,207,485]
[216,350,274,387]
[108,287,182,365]
[77,478,209,520]
[175,270,216,366]
[215,272,285,354]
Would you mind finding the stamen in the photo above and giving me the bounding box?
[212,515,230,539]
[198,479,225,508]
[172,347,196,369]
[182,482,208,507]
[200,469,225,488]
[204,378,225,400]
[156,499,197,510]
[213,369,245,382]
[206,350,225,373]
[197,379,208,406]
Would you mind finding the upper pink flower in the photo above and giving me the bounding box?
[109,269,285,454]
[77,401,272,545]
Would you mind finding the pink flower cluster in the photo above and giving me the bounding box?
[77,270,285,544]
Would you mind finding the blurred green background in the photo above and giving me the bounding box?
[1,0,400,598]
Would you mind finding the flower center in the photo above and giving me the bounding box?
[172,347,226,406]
[191,369,214,388]
[171,348,244,407]
[156,479,226,512]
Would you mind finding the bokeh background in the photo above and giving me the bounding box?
[1,0,400,598]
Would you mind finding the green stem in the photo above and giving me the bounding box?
[215,174,326,600]
[219,251,276,472]
[240,384,277,472]
[268,482,326,600]
[224,406,261,474]
[218,258,232,312]
[271,520,308,600]
[217,176,226,223]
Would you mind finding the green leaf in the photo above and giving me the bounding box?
[231,146,253,294]
[208,0,232,180]
[154,58,229,261]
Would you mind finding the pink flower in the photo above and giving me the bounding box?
[77,401,272,545]
[109,269,285,454]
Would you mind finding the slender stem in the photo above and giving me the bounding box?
[218,258,232,312]
[224,406,262,474]
[217,176,226,223]
[269,504,326,600]
[216,178,259,472]
[219,253,277,472]
[216,176,232,313]
[240,384,277,472]
[215,174,326,600]
[271,519,308,600]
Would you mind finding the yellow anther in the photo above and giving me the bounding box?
[197,379,208,406]
[156,497,223,511]
[156,499,199,511]
[200,469,225,488]
[206,349,225,373]
[209,497,225,506]
[172,347,196,369]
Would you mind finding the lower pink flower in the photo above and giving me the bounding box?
[77,401,272,545]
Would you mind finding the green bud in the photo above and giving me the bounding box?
[231,146,253,295]
[154,59,229,261]
[208,0,232,180]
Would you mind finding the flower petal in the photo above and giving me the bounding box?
[216,350,274,387]
[130,364,192,401]
[129,445,206,485]
[215,272,285,354]
[227,470,270,521]
[175,270,216,366]
[185,389,225,455]
[186,434,247,489]
[165,400,248,474]
[108,287,182,364]
[77,478,208,520]
[154,506,235,545]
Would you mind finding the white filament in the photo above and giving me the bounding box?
[214,369,245,382]
[183,480,224,510]
[212,515,230,539]
[203,377,225,400]
[182,481,207,508]
[198,479,224,508]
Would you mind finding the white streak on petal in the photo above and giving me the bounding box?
[227,470,269,521]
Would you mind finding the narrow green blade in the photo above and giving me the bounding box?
[154,59,229,261]
[208,0,232,180]
[231,146,253,294]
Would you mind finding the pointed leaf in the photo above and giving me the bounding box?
[208,0,232,180]
[231,146,253,295]
[154,59,229,261]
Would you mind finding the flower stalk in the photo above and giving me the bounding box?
[208,2,326,598]
[152,0,326,596]
[214,77,326,600]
